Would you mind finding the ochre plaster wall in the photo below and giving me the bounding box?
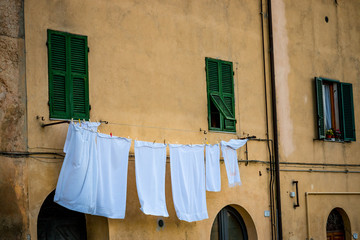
[272,0,360,239]
[24,0,273,239]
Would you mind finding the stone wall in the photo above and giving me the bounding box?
[0,0,28,239]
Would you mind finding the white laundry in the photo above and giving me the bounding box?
[221,139,248,187]
[205,144,221,192]
[94,133,131,219]
[134,141,169,217]
[169,144,208,222]
[55,124,98,214]
[63,121,100,153]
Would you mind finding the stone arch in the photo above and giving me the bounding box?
[210,204,257,240]
[37,190,87,240]
[326,207,351,240]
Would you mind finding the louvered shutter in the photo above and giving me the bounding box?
[221,62,236,131]
[315,77,325,139]
[340,83,355,141]
[48,30,69,119]
[70,35,89,120]
[206,58,236,132]
[48,30,89,120]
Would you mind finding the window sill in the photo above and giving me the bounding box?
[314,138,350,143]
[208,130,237,134]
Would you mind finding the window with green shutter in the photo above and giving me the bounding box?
[48,29,89,120]
[206,58,236,132]
[315,77,355,141]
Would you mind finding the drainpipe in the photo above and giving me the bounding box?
[267,0,283,239]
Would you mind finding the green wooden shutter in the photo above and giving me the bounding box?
[48,30,70,119]
[48,30,89,120]
[221,62,236,131]
[206,58,236,132]
[70,35,89,120]
[340,83,355,141]
[206,58,221,130]
[315,77,325,139]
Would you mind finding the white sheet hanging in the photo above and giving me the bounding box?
[134,141,169,217]
[169,144,208,222]
[63,121,100,153]
[55,124,98,214]
[94,133,131,219]
[205,144,221,192]
[220,139,248,187]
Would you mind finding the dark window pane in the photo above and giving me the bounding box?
[227,211,245,240]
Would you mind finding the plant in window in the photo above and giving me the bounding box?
[326,129,334,139]
[334,129,341,139]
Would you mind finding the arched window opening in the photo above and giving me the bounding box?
[210,206,248,240]
[326,208,347,240]
[37,190,87,240]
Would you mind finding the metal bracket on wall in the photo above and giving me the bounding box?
[293,180,300,208]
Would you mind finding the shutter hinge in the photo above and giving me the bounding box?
[233,71,235,76]
[205,67,207,72]
[89,105,91,110]
[88,47,90,53]
[47,101,50,106]
[46,41,48,47]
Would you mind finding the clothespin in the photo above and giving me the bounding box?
[110,133,112,137]
[71,118,74,124]
[82,119,85,123]
[153,140,156,144]
[164,139,166,144]
[78,119,81,126]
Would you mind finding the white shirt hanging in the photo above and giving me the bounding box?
[55,124,98,214]
[221,139,248,187]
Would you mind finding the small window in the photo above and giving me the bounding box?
[206,58,236,132]
[315,77,355,141]
[47,29,90,120]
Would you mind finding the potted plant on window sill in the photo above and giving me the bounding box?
[326,129,335,141]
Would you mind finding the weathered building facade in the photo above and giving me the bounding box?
[0,0,359,239]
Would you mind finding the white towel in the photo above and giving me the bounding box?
[94,133,131,219]
[134,141,169,217]
[55,124,97,214]
[205,144,221,192]
[220,139,248,187]
[169,144,208,222]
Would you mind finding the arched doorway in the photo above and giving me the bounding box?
[210,206,248,240]
[37,190,87,240]
[326,208,350,240]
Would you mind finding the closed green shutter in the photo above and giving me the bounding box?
[206,58,236,132]
[70,35,89,119]
[48,31,69,119]
[340,83,355,141]
[48,30,89,120]
[315,77,325,139]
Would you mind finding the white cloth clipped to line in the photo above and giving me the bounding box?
[55,123,98,214]
[95,133,131,219]
[134,141,169,217]
[63,121,100,154]
[55,122,131,219]
[169,144,208,222]
[205,144,221,192]
[220,139,248,187]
